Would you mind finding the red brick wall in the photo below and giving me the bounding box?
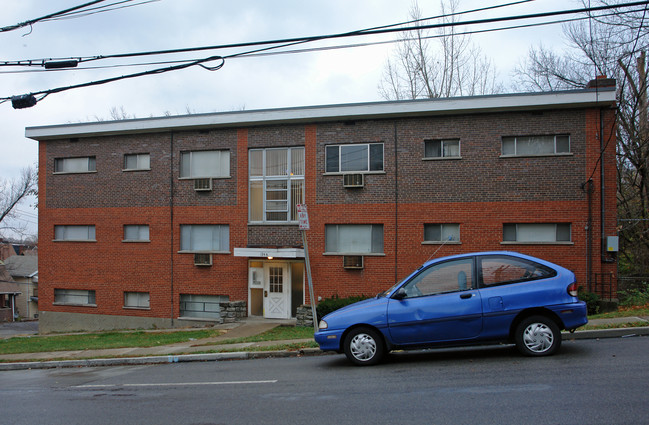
[37,103,619,322]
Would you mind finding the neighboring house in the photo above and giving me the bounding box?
[3,255,38,320]
[26,79,618,333]
[0,241,17,262]
[0,264,21,322]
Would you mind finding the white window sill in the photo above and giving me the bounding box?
[422,157,462,161]
[422,241,462,245]
[248,221,299,226]
[178,250,231,254]
[500,241,574,245]
[323,252,385,256]
[323,171,386,176]
[53,303,97,307]
[178,176,231,180]
[499,153,573,158]
[53,239,97,243]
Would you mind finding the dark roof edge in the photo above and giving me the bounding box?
[25,87,616,141]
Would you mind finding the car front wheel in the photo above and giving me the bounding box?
[343,327,385,366]
[515,315,561,356]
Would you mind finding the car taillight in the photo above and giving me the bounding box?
[567,282,579,297]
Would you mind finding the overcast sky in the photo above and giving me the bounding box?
[1,0,576,236]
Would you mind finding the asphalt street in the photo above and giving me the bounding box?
[1,336,648,425]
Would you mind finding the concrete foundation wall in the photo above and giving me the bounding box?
[38,311,225,334]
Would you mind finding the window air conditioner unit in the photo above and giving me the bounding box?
[343,255,364,269]
[194,178,212,191]
[194,253,213,266]
[343,173,364,188]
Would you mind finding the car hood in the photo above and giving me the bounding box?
[322,296,389,329]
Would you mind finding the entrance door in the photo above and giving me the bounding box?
[263,263,290,319]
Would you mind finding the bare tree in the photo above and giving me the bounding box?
[0,165,38,237]
[379,0,501,100]
[514,0,649,276]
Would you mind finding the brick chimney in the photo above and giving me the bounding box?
[586,75,616,89]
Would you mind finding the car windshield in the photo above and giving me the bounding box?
[378,276,410,298]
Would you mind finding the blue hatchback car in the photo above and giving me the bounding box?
[314,251,588,365]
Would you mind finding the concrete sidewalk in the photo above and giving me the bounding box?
[1,316,648,371]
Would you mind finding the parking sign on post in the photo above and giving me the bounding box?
[297,204,310,230]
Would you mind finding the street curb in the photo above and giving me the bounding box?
[2,329,648,371]
[562,326,649,340]
[0,348,326,371]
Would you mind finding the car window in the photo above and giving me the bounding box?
[400,258,474,298]
[479,255,556,287]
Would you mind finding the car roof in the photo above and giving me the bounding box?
[421,251,561,270]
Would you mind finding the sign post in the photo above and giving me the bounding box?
[297,204,318,332]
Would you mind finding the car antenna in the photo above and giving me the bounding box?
[424,235,454,265]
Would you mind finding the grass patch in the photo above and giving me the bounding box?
[0,340,322,363]
[0,329,224,355]
[580,321,649,331]
[589,304,649,320]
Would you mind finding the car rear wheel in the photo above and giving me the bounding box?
[515,315,561,356]
[343,327,385,366]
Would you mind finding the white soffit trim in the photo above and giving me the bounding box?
[233,247,305,259]
[25,88,616,141]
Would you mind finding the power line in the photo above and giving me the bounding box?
[41,0,161,22]
[2,0,648,108]
[3,0,645,68]
[0,0,158,34]
[0,11,629,76]
[0,0,108,33]
[0,0,533,67]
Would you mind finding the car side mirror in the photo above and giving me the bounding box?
[393,288,407,300]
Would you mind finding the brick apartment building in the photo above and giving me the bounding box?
[26,81,618,332]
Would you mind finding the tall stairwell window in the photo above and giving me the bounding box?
[249,147,305,223]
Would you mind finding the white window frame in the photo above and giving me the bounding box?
[123,153,151,171]
[54,156,96,174]
[180,150,230,179]
[325,143,384,173]
[179,294,229,319]
[424,139,461,159]
[54,225,96,242]
[501,135,571,157]
[124,291,150,309]
[54,289,96,306]
[249,147,305,223]
[179,224,229,253]
[423,223,461,243]
[502,223,572,244]
[324,224,384,255]
[123,225,150,242]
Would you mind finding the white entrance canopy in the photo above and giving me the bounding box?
[233,247,305,259]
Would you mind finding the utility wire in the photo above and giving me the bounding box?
[2,0,648,107]
[0,0,533,67]
[3,0,646,68]
[0,0,158,33]
[41,0,160,22]
[0,0,108,33]
[8,56,225,106]
[0,10,633,76]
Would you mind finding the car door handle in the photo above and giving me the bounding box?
[460,293,473,299]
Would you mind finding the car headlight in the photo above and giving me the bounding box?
[318,320,328,330]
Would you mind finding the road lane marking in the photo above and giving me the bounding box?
[74,380,277,388]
